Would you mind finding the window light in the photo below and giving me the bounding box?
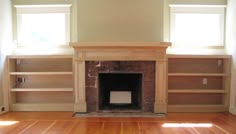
[15,5,71,46]
[170,5,226,47]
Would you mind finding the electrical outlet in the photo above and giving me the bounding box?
[218,60,222,67]
[203,78,207,85]
[17,77,25,83]
[16,59,21,65]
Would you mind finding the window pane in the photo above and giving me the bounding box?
[19,13,65,45]
[171,13,224,46]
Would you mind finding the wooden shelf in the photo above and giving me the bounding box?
[167,56,231,112]
[10,103,74,111]
[11,88,73,92]
[167,54,231,59]
[168,89,226,93]
[168,104,228,112]
[8,55,73,59]
[10,72,73,75]
[168,73,228,76]
[8,56,74,112]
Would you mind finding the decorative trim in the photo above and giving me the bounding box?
[229,107,236,115]
[0,111,7,115]
[169,4,227,8]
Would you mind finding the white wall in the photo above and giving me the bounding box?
[226,0,236,115]
[0,0,12,113]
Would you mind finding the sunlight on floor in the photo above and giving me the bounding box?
[162,123,213,128]
[0,121,19,126]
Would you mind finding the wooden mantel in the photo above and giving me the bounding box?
[70,42,171,113]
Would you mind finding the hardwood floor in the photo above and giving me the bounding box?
[0,112,236,134]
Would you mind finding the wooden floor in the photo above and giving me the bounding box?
[0,112,236,134]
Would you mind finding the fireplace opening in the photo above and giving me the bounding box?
[98,73,142,111]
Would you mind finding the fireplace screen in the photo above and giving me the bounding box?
[99,73,142,111]
[110,91,132,104]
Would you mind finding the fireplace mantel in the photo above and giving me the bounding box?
[70,42,171,113]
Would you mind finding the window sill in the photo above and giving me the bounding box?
[167,47,230,58]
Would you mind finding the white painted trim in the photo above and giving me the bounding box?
[0,111,8,115]
[14,4,72,8]
[229,107,236,115]
[170,6,225,13]
[15,5,71,14]
[169,4,227,8]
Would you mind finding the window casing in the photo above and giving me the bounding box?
[170,5,226,47]
[15,5,71,46]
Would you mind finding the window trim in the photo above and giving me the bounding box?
[15,4,71,46]
[170,5,226,47]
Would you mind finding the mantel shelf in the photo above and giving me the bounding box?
[70,42,171,49]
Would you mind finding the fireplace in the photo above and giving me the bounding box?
[85,61,155,112]
[70,42,171,113]
[99,73,142,111]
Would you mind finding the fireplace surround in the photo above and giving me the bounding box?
[70,42,171,113]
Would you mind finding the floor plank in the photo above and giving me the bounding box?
[0,120,35,134]
[69,122,103,134]
[123,122,140,134]
[0,112,236,134]
[43,120,75,133]
[20,120,55,134]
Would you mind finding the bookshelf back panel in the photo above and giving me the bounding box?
[168,58,224,73]
[168,93,223,105]
[168,76,223,89]
[15,92,74,103]
[15,75,73,88]
[13,59,72,72]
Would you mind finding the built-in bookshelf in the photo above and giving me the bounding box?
[8,55,74,111]
[167,55,231,112]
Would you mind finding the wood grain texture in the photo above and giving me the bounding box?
[168,56,231,112]
[0,112,236,134]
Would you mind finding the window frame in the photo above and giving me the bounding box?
[15,4,71,46]
[170,5,226,47]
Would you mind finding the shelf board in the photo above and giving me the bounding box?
[168,89,226,93]
[11,88,73,92]
[168,73,228,76]
[10,72,73,75]
[167,54,231,59]
[168,104,228,112]
[8,55,73,59]
[10,103,74,111]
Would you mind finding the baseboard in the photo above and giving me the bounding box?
[229,107,236,115]
[0,106,7,115]
[0,111,7,115]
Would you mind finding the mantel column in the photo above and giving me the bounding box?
[154,58,168,113]
[74,51,87,112]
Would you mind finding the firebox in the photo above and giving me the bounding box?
[98,73,142,111]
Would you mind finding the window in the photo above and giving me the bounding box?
[15,5,71,46]
[170,5,226,47]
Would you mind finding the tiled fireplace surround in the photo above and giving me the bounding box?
[71,42,171,113]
